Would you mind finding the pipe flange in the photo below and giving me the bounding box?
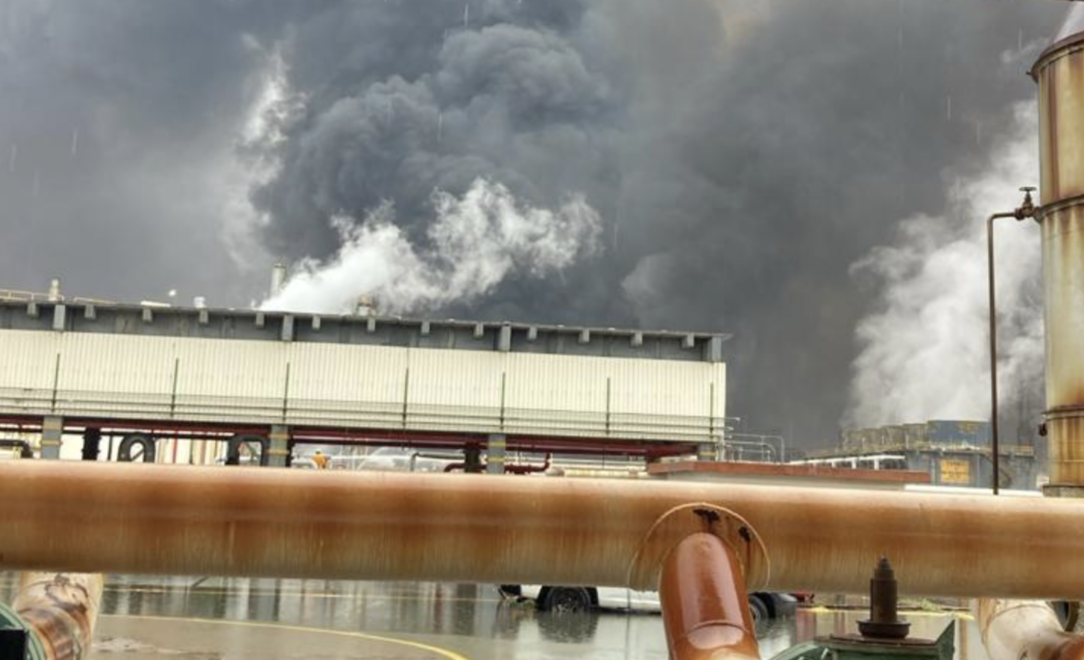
[626,502,770,592]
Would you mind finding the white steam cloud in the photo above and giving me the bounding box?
[262,178,601,314]
[845,102,1044,428]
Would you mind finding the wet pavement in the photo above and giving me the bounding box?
[0,574,990,660]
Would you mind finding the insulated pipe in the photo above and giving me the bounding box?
[1032,33,1084,491]
[12,573,103,660]
[4,462,1084,599]
[660,533,759,660]
[977,599,1084,660]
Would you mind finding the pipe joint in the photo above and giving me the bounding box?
[627,503,769,592]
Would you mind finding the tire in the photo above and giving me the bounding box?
[749,594,770,626]
[498,585,522,599]
[1052,601,1080,631]
[118,434,156,463]
[540,587,593,614]
[225,435,270,466]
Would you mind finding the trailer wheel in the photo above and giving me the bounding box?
[540,587,592,614]
[117,434,156,463]
[749,594,770,625]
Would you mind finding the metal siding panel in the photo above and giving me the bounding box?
[504,353,608,438]
[286,344,408,428]
[173,337,287,424]
[406,349,504,434]
[54,333,176,418]
[0,326,728,443]
[0,329,60,414]
[608,359,715,440]
[714,362,727,434]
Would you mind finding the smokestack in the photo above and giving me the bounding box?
[1031,31,1084,494]
[47,279,61,302]
[355,294,377,317]
[270,263,287,298]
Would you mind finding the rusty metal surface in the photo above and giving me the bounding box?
[3,463,1084,599]
[660,532,759,660]
[977,599,1084,660]
[1034,27,1084,487]
[1038,196,1084,486]
[12,573,103,660]
[1034,33,1084,204]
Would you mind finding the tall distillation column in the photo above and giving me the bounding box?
[1032,33,1084,495]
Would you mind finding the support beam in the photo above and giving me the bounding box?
[268,425,289,468]
[2,462,1084,599]
[487,434,506,474]
[39,416,62,460]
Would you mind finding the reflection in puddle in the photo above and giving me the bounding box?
[0,574,983,660]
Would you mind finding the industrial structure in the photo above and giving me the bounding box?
[0,299,728,469]
[800,420,1040,489]
[4,10,1084,660]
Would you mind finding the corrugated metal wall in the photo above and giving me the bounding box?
[0,329,726,442]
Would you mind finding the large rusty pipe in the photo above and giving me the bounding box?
[660,533,759,660]
[977,599,1084,660]
[1033,33,1084,491]
[3,462,1084,599]
[12,573,103,660]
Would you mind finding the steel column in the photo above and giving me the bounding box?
[39,416,62,460]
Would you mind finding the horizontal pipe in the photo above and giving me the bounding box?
[3,462,1084,599]
[977,599,1084,660]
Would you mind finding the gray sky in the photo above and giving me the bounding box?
[0,0,1067,448]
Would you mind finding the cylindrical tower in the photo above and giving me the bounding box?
[1032,33,1084,493]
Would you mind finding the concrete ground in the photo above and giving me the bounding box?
[0,575,982,660]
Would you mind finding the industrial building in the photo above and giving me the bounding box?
[796,420,1040,490]
[0,297,728,468]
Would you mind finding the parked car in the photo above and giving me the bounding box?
[501,584,797,623]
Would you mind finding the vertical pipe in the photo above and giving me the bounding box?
[987,200,1035,495]
[659,533,760,660]
[987,214,1010,495]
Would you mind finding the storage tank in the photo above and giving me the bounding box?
[1032,33,1084,490]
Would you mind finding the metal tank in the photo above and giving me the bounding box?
[1032,33,1084,491]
